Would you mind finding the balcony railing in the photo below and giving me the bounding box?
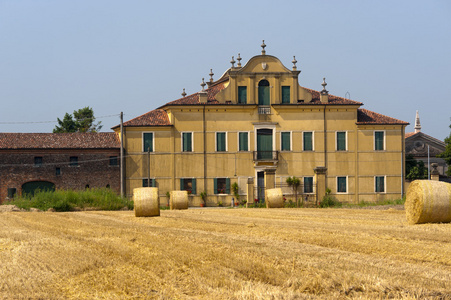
[258,106,271,115]
[253,151,278,161]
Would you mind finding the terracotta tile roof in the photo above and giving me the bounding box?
[405,132,417,138]
[356,109,409,125]
[405,131,446,146]
[163,80,227,106]
[0,132,120,149]
[120,109,171,128]
[299,87,363,105]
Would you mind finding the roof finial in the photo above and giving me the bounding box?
[230,56,235,68]
[237,53,242,67]
[292,56,297,70]
[261,40,266,55]
[321,77,328,94]
[181,88,186,97]
[200,78,206,92]
[209,69,214,83]
[414,110,421,133]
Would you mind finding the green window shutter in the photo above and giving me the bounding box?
[180,178,184,190]
[281,132,290,151]
[214,178,218,194]
[375,131,384,150]
[238,86,247,104]
[303,132,312,151]
[239,132,248,151]
[143,133,153,152]
[337,132,346,151]
[217,132,226,151]
[337,177,347,193]
[225,178,230,194]
[192,178,196,195]
[151,179,156,188]
[183,133,192,152]
[183,133,187,151]
[282,86,290,104]
[304,177,313,193]
[376,176,384,192]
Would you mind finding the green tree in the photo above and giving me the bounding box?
[406,154,427,180]
[437,123,451,176]
[53,107,102,133]
[286,176,301,207]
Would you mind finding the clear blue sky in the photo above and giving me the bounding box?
[1,0,450,140]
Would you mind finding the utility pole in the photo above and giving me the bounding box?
[120,112,124,197]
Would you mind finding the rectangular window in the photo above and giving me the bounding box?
[143,132,153,152]
[55,167,61,176]
[238,86,247,104]
[281,86,290,104]
[182,132,192,152]
[375,131,384,150]
[216,132,226,152]
[180,178,196,195]
[303,132,313,151]
[375,176,385,193]
[109,156,118,166]
[239,132,248,151]
[142,178,156,187]
[214,178,230,194]
[7,188,16,198]
[304,177,313,193]
[70,156,78,167]
[337,176,347,193]
[281,132,291,151]
[34,156,43,167]
[336,131,346,151]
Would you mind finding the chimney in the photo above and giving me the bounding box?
[199,78,208,103]
[320,78,329,103]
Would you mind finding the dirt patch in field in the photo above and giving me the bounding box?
[0,205,23,212]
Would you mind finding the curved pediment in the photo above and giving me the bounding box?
[238,55,293,74]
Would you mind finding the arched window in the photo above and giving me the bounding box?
[258,80,270,105]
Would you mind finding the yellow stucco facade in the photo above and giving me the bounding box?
[115,47,408,206]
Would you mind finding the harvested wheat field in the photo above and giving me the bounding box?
[1,208,450,299]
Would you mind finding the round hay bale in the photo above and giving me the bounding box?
[133,187,160,217]
[266,188,284,208]
[405,180,451,224]
[170,191,188,210]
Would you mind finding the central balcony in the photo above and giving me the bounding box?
[258,105,271,115]
[253,151,278,161]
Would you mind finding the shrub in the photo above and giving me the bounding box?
[319,188,342,208]
[4,188,132,212]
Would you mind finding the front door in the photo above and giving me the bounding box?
[257,129,273,159]
[257,171,265,202]
[258,80,270,105]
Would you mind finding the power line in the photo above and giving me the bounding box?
[0,114,122,125]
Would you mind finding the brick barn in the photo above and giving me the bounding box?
[0,133,120,203]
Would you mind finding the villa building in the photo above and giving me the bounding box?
[114,43,409,205]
